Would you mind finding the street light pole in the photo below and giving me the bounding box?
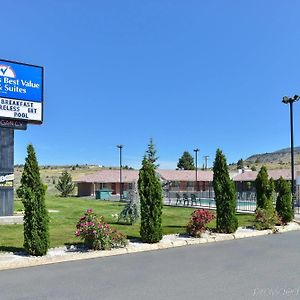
[282,95,299,209]
[194,148,199,192]
[117,145,123,201]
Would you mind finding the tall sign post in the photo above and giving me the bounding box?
[0,59,43,216]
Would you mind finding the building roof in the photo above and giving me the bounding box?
[76,169,214,183]
[76,168,300,184]
[76,170,139,183]
[232,169,295,181]
[158,170,213,182]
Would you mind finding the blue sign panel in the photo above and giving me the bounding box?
[0,59,43,123]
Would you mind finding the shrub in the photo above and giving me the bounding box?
[75,209,127,250]
[276,176,293,224]
[213,149,238,233]
[19,144,49,256]
[255,207,279,230]
[187,209,215,237]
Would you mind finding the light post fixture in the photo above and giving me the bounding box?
[282,94,299,209]
[193,148,199,192]
[117,145,123,200]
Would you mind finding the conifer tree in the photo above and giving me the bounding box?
[177,151,195,170]
[146,138,159,168]
[213,149,238,233]
[138,154,163,243]
[255,166,274,209]
[19,144,49,256]
[237,158,244,169]
[55,170,75,197]
[276,176,293,224]
[254,166,277,229]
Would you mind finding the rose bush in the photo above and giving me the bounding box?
[186,209,215,237]
[75,208,127,250]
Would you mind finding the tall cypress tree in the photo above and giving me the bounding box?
[213,149,238,233]
[254,166,277,229]
[138,154,163,243]
[276,176,293,224]
[255,166,274,209]
[19,144,49,256]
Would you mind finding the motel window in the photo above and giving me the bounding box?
[187,181,194,188]
[172,181,180,187]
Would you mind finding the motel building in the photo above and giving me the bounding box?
[233,169,300,196]
[76,168,300,199]
[76,169,214,197]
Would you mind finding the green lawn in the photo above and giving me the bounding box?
[0,195,255,252]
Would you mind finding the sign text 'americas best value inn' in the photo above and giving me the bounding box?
[0,59,43,123]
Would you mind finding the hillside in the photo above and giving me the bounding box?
[245,147,300,165]
[14,165,113,195]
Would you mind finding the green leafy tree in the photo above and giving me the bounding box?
[55,170,75,197]
[177,151,195,170]
[213,149,238,233]
[138,154,163,243]
[276,176,293,224]
[146,138,159,168]
[18,144,49,256]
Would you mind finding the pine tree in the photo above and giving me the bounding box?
[213,149,238,233]
[138,155,163,243]
[55,170,75,197]
[276,176,293,224]
[19,144,49,256]
[237,158,244,169]
[177,151,195,170]
[146,138,159,168]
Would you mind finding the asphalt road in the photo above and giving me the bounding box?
[1,231,300,300]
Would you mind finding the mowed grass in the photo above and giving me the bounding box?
[0,195,255,252]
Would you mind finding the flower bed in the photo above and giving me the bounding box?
[75,209,128,250]
[186,209,215,237]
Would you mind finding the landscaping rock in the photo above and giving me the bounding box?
[1,222,300,271]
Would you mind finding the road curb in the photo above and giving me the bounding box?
[1,222,300,271]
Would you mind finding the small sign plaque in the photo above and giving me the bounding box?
[0,173,14,187]
[0,118,27,130]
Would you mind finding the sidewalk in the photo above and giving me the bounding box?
[1,222,300,271]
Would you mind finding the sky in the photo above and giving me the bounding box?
[1,0,300,169]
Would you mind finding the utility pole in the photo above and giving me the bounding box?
[203,155,209,170]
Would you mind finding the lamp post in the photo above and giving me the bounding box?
[194,148,199,192]
[282,95,299,209]
[117,145,123,201]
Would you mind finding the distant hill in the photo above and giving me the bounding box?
[245,147,300,166]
